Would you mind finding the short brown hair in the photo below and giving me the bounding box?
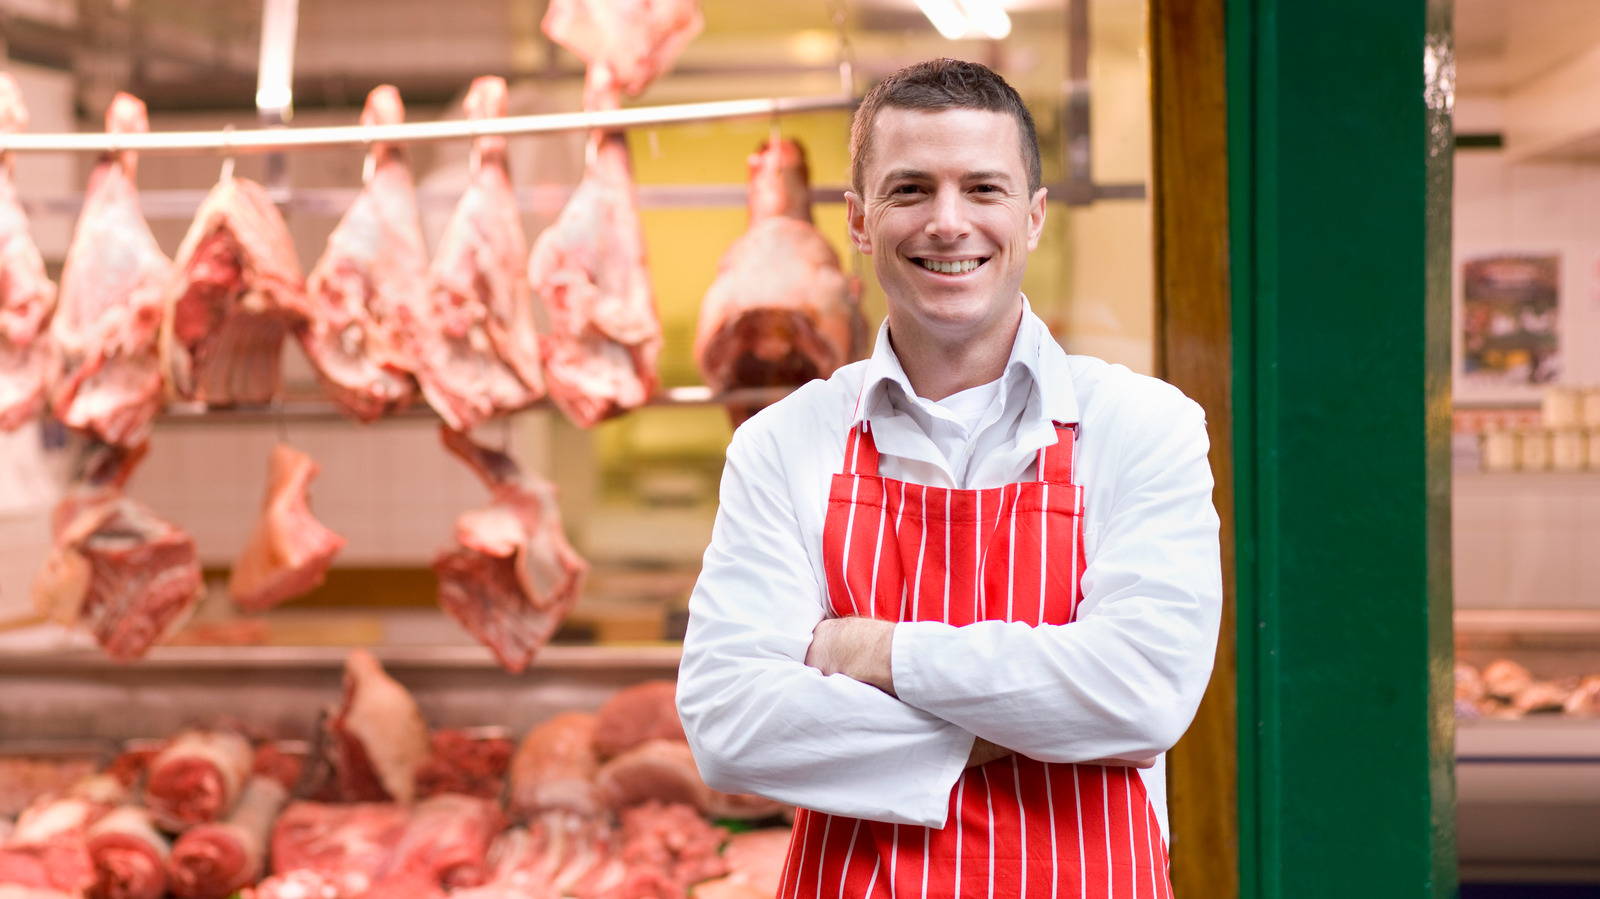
[850,58,1042,195]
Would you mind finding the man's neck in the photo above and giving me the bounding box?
[888,305,1023,402]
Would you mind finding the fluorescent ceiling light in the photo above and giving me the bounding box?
[962,0,1013,39]
[915,0,969,40]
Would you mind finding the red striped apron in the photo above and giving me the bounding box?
[780,420,1172,899]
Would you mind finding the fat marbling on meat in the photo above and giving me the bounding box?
[50,93,171,448]
[0,73,60,432]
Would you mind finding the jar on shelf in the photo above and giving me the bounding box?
[1518,429,1552,471]
[1543,386,1582,428]
[1550,428,1587,472]
[1481,428,1518,472]
[1583,388,1600,428]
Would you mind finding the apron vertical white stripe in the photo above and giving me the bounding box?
[983,766,996,899]
[1074,768,1087,899]
[954,771,967,899]
[817,817,834,899]
[889,823,900,899]
[866,493,890,618]
[897,480,912,621]
[1005,484,1018,620]
[1012,756,1027,899]
[838,819,862,899]
[865,854,882,899]
[943,491,952,622]
[1126,773,1138,899]
[1101,769,1113,899]
[788,814,814,899]
[973,490,983,621]
[1044,765,1058,899]
[1038,483,1049,625]
[920,825,931,899]
[841,477,864,616]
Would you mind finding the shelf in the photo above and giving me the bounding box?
[0,642,681,672]
[1456,609,1600,635]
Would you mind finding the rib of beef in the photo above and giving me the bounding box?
[300,85,423,422]
[527,70,661,429]
[695,138,864,423]
[0,73,59,432]
[541,0,703,98]
[50,93,171,448]
[229,444,345,612]
[433,426,587,672]
[32,440,203,662]
[161,177,310,406]
[417,76,544,431]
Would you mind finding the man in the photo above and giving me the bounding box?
[677,58,1220,897]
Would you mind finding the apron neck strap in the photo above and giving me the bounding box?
[1037,422,1079,483]
[846,421,881,476]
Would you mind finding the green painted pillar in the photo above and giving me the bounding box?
[1228,0,1456,895]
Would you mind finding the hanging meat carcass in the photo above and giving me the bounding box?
[527,67,661,429]
[300,85,423,422]
[416,76,544,431]
[160,176,310,406]
[541,0,704,98]
[32,440,203,662]
[695,138,864,424]
[0,73,60,432]
[433,426,587,672]
[50,93,172,448]
[229,444,345,612]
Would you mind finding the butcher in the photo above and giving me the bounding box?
[676,57,1222,897]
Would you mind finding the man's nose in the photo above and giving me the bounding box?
[924,188,971,241]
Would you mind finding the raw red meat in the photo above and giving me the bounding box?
[417,76,544,431]
[229,444,345,611]
[574,801,726,899]
[541,0,703,98]
[715,828,791,896]
[433,426,587,672]
[250,744,305,792]
[695,138,863,423]
[32,441,203,662]
[263,801,410,898]
[527,71,661,429]
[371,793,503,891]
[327,648,429,805]
[593,681,684,760]
[300,85,422,422]
[166,777,287,899]
[49,93,171,448]
[508,711,601,819]
[85,806,170,899]
[414,730,513,801]
[0,73,59,432]
[594,740,782,820]
[161,177,309,405]
[143,729,254,832]
[0,793,109,898]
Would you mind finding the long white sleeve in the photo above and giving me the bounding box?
[677,410,974,828]
[889,385,1222,764]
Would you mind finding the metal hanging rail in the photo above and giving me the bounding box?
[0,94,858,156]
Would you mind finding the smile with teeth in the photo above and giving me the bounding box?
[915,257,985,274]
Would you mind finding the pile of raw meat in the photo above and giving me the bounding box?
[0,654,790,899]
[1456,659,1600,718]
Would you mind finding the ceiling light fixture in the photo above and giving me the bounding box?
[915,0,1013,41]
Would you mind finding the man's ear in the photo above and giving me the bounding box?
[846,191,872,256]
[1025,187,1047,252]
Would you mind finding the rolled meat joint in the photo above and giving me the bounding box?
[160,176,310,406]
[143,729,254,833]
[229,444,346,612]
[261,801,410,899]
[0,73,59,433]
[300,85,422,422]
[85,806,170,899]
[166,777,288,899]
[541,0,703,98]
[433,427,587,673]
[508,712,601,819]
[32,441,204,663]
[527,68,661,430]
[593,739,782,820]
[593,680,684,760]
[694,137,864,424]
[417,76,544,432]
[328,648,429,805]
[49,93,171,449]
[371,793,504,892]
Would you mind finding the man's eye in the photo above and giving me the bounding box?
[891,184,922,195]
[973,184,1001,193]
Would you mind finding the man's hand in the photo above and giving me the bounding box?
[805,617,896,695]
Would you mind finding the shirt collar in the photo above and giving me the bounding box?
[852,297,1080,429]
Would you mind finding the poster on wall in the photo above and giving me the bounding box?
[1456,253,1560,403]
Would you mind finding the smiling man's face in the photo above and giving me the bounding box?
[847,106,1047,361]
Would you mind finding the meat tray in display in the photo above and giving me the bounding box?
[160,175,310,407]
[695,137,864,423]
[433,426,588,673]
[299,84,423,423]
[0,73,59,433]
[417,76,546,432]
[49,93,171,449]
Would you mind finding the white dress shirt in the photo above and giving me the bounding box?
[676,303,1222,842]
